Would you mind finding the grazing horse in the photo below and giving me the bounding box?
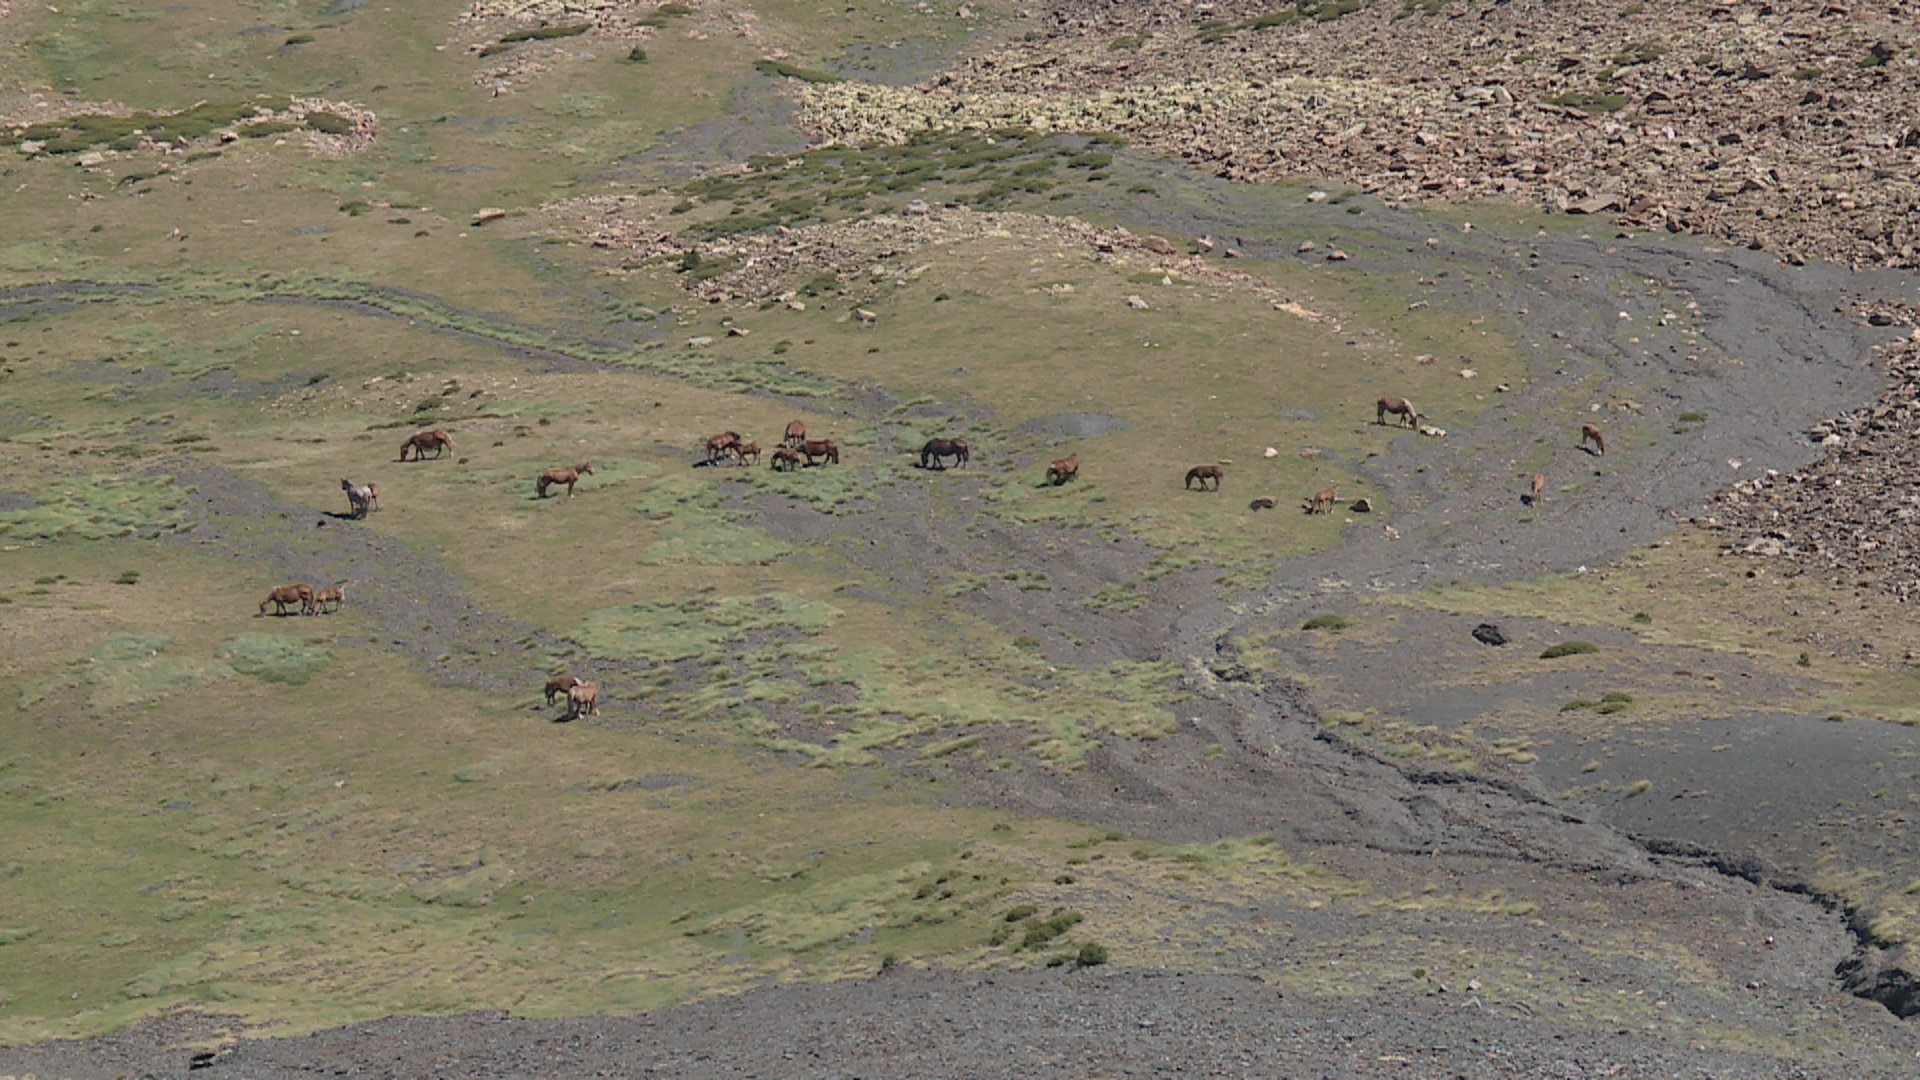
[1185,465,1223,491]
[1046,453,1079,486]
[312,583,347,614]
[704,431,742,464]
[537,462,593,498]
[258,583,314,617]
[770,447,803,471]
[1305,486,1337,514]
[1377,395,1421,429]
[1581,423,1607,455]
[784,420,807,447]
[341,478,375,519]
[800,438,840,466]
[544,674,582,706]
[400,429,453,461]
[731,441,761,466]
[920,437,970,470]
[565,680,600,720]
[1529,472,1546,505]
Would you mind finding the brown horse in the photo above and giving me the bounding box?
[537,462,593,498]
[1185,465,1223,491]
[564,680,600,720]
[770,447,803,471]
[920,437,970,470]
[1581,423,1607,456]
[1305,486,1337,514]
[312,583,347,614]
[730,440,761,466]
[341,478,375,519]
[704,431,742,464]
[258,583,314,617]
[544,674,582,706]
[1529,472,1546,505]
[800,438,840,466]
[1046,453,1079,486]
[400,429,453,461]
[784,420,807,447]
[1377,395,1421,429]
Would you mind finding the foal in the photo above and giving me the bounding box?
[1305,486,1337,514]
[1046,453,1079,486]
[1581,423,1607,455]
[564,680,600,720]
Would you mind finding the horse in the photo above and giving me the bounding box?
[770,447,803,471]
[704,431,742,464]
[400,429,452,461]
[258,583,314,617]
[544,674,582,706]
[1377,395,1422,429]
[920,437,970,470]
[1305,486,1337,514]
[564,680,600,720]
[361,481,380,514]
[1581,423,1607,456]
[312,583,347,613]
[784,420,807,447]
[341,478,375,519]
[731,441,761,466]
[1045,453,1079,486]
[537,462,593,498]
[1185,465,1223,491]
[800,438,840,466]
[1529,473,1546,505]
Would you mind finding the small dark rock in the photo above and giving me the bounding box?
[1472,623,1509,647]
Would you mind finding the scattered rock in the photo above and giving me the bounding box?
[688,335,715,347]
[1472,624,1509,647]
[472,207,508,225]
[1248,496,1277,511]
[1126,295,1149,310]
[1349,498,1372,513]
[1263,447,1278,458]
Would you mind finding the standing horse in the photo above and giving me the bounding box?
[770,447,803,471]
[1185,465,1223,491]
[920,437,970,470]
[341,478,375,519]
[1581,423,1607,456]
[313,583,347,613]
[1305,486,1337,514]
[800,438,840,466]
[1377,396,1421,429]
[784,420,807,447]
[400,429,453,461]
[1529,473,1546,505]
[731,441,761,466]
[1046,453,1079,486]
[537,462,593,498]
[258,583,315,616]
[704,432,742,464]
[564,680,600,720]
[545,674,582,706]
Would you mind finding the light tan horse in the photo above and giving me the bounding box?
[1581,423,1607,456]
[312,583,348,613]
[341,478,375,519]
[1376,396,1421,429]
[1305,486,1337,514]
[564,680,600,720]
[1046,453,1080,486]
[1530,473,1546,505]
[258,583,315,616]
[537,462,593,498]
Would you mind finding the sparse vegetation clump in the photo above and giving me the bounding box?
[1539,641,1600,659]
[1301,614,1353,632]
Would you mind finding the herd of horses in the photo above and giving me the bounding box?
[262,398,1611,718]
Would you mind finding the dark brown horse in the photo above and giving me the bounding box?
[1185,465,1223,491]
[920,437,970,470]
[1046,453,1079,486]
[704,431,742,464]
[1377,395,1421,429]
[800,438,840,466]
[258,583,314,617]
[1581,423,1607,455]
[400,428,453,461]
[537,462,593,498]
[784,420,807,447]
[770,447,803,471]
[545,674,582,706]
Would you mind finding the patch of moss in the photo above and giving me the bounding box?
[1539,641,1600,659]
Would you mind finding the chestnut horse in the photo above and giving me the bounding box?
[784,420,807,447]
[704,431,742,464]
[920,437,970,470]
[800,438,840,466]
[1185,465,1223,491]
[565,680,600,720]
[1581,423,1607,455]
[537,462,593,498]
[770,447,803,471]
[1529,472,1546,505]
[1305,486,1337,514]
[545,674,581,706]
[1377,395,1421,429]
[1046,453,1079,486]
[731,441,761,466]
[400,429,452,461]
[341,478,375,519]
[313,583,347,614]
[258,583,314,616]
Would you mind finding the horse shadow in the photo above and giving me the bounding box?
[1521,494,1537,507]
[322,509,365,521]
